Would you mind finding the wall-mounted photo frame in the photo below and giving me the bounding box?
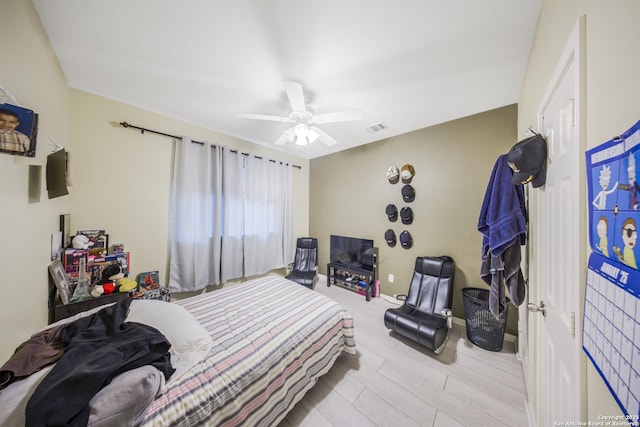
[48,259,72,305]
[0,103,38,157]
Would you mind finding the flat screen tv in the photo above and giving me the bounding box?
[329,235,376,272]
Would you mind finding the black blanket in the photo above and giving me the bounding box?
[25,298,174,427]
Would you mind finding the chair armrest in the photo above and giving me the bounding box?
[442,309,453,329]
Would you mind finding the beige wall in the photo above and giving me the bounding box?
[0,0,70,363]
[3,0,639,420]
[519,0,640,422]
[68,89,309,284]
[0,1,309,363]
[310,105,519,334]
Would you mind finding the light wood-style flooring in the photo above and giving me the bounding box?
[279,276,528,427]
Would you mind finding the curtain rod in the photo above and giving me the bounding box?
[119,121,302,170]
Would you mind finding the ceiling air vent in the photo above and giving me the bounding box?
[366,122,388,133]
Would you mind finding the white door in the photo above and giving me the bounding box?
[529,17,586,426]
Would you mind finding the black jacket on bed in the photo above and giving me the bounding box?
[25,298,175,427]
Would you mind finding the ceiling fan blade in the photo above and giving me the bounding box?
[283,80,306,112]
[273,126,297,146]
[311,126,338,147]
[313,110,363,124]
[238,113,291,122]
[283,126,296,142]
[274,133,289,145]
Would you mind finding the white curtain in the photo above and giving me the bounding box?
[281,163,294,265]
[220,149,244,283]
[168,138,222,292]
[243,156,293,276]
[169,139,294,290]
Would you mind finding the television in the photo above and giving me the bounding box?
[329,235,376,272]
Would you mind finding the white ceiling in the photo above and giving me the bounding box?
[33,1,541,159]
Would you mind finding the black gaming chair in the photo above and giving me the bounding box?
[384,256,455,354]
[285,237,319,290]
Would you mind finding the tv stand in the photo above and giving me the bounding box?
[327,262,376,301]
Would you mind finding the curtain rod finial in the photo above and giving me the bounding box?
[120,122,130,128]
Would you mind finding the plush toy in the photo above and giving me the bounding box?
[72,234,94,250]
[117,278,138,293]
[90,285,104,298]
[89,247,107,257]
[102,282,116,295]
[99,264,124,283]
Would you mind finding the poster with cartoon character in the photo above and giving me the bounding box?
[587,119,640,269]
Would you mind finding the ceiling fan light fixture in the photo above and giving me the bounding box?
[293,123,319,145]
[239,80,357,148]
[294,123,308,137]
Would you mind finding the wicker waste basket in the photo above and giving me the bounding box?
[462,287,508,352]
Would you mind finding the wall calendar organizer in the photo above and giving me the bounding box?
[585,120,640,424]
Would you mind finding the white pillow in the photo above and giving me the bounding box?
[126,300,213,356]
[88,365,164,427]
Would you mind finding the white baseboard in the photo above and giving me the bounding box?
[524,399,537,427]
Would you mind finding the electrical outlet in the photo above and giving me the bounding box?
[388,274,394,283]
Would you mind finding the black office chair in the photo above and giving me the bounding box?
[383,256,455,354]
[285,237,319,290]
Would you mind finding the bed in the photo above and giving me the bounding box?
[0,275,356,426]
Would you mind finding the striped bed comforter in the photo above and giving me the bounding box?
[140,275,356,426]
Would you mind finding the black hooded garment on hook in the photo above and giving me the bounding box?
[25,298,175,427]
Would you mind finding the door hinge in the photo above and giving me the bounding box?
[571,311,576,338]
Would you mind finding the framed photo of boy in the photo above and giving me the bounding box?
[0,103,38,157]
[49,259,72,305]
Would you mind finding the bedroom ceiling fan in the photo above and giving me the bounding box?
[238,81,362,147]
